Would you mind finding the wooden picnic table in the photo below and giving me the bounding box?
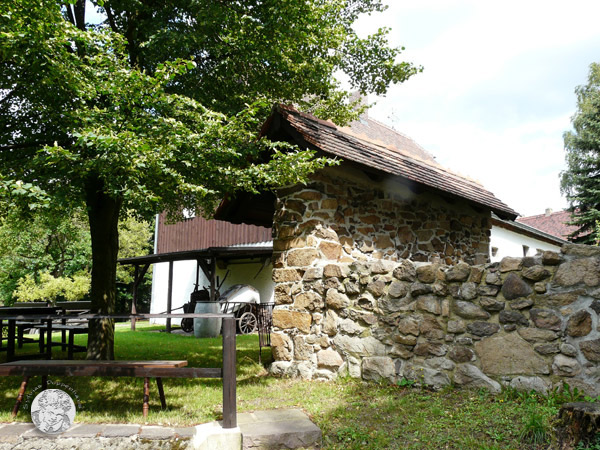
[0,307,60,361]
[0,313,238,428]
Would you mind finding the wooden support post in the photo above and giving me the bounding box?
[12,376,29,417]
[7,320,15,362]
[209,258,216,301]
[45,320,52,360]
[131,264,149,331]
[17,326,24,349]
[166,261,174,333]
[68,331,75,360]
[222,316,236,429]
[131,265,139,331]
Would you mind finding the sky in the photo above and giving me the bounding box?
[354,0,600,217]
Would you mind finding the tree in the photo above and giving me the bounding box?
[561,62,600,244]
[0,0,419,358]
[0,210,153,306]
[0,210,91,304]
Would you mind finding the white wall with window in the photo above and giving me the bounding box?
[489,225,562,263]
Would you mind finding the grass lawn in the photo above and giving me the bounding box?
[0,322,568,449]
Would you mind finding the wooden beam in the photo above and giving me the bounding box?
[222,316,237,428]
[209,258,217,301]
[131,265,139,331]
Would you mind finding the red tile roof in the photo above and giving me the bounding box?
[516,210,578,240]
[273,105,518,219]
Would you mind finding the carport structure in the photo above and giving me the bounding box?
[118,245,272,333]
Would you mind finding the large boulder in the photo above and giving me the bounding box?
[501,273,532,300]
[509,376,551,395]
[474,332,549,375]
[453,364,501,394]
[453,301,490,320]
[362,357,395,382]
[555,257,600,287]
[566,310,592,337]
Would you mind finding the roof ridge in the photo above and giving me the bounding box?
[359,115,437,161]
[331,124,485,188]
[280,104,484,188]
[517,210,570,221]
[275,103,517,218]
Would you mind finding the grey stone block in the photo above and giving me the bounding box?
[101,424,141,437]
[239,409,322,450]
[241,420,321,450]
[174,427,195,438]
[0,423,34,444]
[0,423,35,437]
[62,423,106,437]
[139,426,174,440]
[22,427,59,439]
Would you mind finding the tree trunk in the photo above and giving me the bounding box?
[85,176,122,360]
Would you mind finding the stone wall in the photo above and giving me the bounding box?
[272,167,491,268]
[270,244,600,396]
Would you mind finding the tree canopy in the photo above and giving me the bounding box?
[0,210,152,306]
[561,62,600,244]
[0,0,419,358]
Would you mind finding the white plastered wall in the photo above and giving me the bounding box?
[150,259,274,326]
[489,226,561,262]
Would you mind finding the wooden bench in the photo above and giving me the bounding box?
[0,312,238,428]
[0,360,200,418]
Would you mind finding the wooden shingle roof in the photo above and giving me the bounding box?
[273,104,518,220]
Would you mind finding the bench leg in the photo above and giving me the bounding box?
[45,321,52,360]
[39,329,45,353]
[68,331,74,360]
[12,376,29,417]
[143,377,150,418]
[61,329,67,351]
[17,326,23,349]
[42,375,48,390]
[156,378,167,409]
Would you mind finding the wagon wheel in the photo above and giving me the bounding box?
[237,311,257,334]
[181,318,194,333]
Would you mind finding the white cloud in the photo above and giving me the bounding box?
[354,0,600,217]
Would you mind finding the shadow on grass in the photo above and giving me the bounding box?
[0,326,270,424]
[311,380,554,450]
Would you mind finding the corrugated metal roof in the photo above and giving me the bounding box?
[275,105,518,219]
[119,244,273,266]
[156,213,272,254]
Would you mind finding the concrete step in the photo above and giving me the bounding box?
[238,409,321,450]
[0,409,321,450]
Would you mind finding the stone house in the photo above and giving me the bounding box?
[148,106,562,321]
[216,104,518,265]
[168,106,600,395]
